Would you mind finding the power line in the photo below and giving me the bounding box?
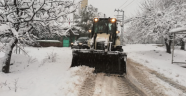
[122,0,135,9]
[118,0,129,9]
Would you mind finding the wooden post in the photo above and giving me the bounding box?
[172,33,175,64]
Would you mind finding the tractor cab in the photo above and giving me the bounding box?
[88,18,121,51]
[91,18,117,35]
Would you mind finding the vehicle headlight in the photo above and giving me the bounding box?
[116,31,120,34]
[88,29,92,33]
[111,18,116,22]
[94,18,98,22]
[79,43,82,45]
[71,43,73,45]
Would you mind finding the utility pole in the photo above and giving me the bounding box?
[114,9,125,46]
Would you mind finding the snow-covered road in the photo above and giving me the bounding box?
[127,59,186,96]
[78,73,145,96]
[123,44,186,87]
[1,44,186,96]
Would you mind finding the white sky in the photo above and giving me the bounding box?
[88,0,144,18]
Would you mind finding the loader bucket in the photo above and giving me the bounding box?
[71,50,127,74]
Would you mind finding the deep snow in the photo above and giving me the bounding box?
[0,46,94,96]
[0,44,186,96]
[123,44,186,87]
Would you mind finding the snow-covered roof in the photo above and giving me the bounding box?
[169,27,186,34]
[56,27,79,36]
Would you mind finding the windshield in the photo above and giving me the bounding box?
[94,19,115,33]
[77,37,88,42]
[108,23,115,33]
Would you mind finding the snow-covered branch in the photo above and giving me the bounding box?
[0,0,79,73]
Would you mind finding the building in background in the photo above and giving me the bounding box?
[81,0,88,9]
[77,0,88,14]
[73,0,88,22]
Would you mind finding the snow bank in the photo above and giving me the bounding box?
[61,66,95,96]
[123,44,186,87]
[1,44,186,96]
[0,46,95,96]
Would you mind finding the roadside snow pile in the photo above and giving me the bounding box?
[61,66,95,96]
[123,44,186,87]
[0,46,95,96]
[127,59,186,96]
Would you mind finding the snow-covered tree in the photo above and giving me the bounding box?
[74,5,100,34]
[126,0,186,53]
[0,0,79,73]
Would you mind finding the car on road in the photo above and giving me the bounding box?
[71,37,90,49]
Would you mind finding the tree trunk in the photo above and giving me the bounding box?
[164,38,172,54]
[2,37,18,73]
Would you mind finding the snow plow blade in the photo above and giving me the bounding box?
[71,50,127,74]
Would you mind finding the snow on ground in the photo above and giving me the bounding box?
[123,44,186,87]
[0,44,186,96]
[0,46,94,96]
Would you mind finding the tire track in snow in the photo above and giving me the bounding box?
[78,73,146,96]
[92,74,145,96]
[78,74,97,96]
[92,73,104,96]
[116,76,146,96]
[127,59,186,96]
[151,71,186,93]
